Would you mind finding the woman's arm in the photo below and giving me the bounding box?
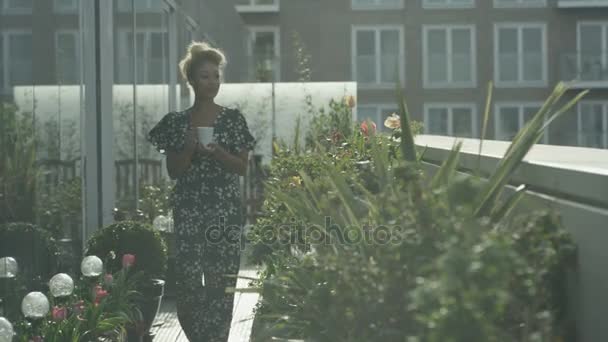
[204,143,249,176]
[166,129,197,179]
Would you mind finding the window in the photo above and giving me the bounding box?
[2,0,33,13]
[116,0,164,12]
[423,25,476,88]
[494,23,547,87]
[578,102,608,148]
[54,0,77,12]
[236,0,279,12]
[352,26,404,86]
[115,30,168,84]
[351,0,404,10]
[424,104,477,137]
[423,0,475,9]
[495,103,548,143]
[494,0,546,7]
[55,31,80,85]
[247,27,280,82]
[357,105,399,132]
[1,32,33,91]
[577,22,608,82]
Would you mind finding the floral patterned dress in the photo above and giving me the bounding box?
[148,106,255,341]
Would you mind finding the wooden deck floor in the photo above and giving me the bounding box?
[150,265,260,342]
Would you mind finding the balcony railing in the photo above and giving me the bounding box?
[561,52,608,88]
[558,0,608,7]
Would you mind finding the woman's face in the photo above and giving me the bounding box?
[191,61,220,99]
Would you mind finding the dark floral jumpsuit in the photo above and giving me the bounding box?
[148,106,255,341]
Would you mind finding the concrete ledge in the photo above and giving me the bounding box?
[415,135,608,208]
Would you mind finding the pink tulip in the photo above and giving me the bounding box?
[92,285,108,305]
[122,254,136,269]
[52,306,68,322]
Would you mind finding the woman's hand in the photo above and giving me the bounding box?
[197,143,227,159]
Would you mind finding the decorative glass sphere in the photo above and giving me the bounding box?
[21,292,50,319]
[49,273,74,297]
[0,257,18,278]
[80,256,103,277]
[153,215,168,232]
[0,317,14,342]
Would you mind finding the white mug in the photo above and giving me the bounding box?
[196,127,214,146]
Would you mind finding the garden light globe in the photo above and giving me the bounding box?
[81,255,103,277]
[49,273,74,297]
[0,257,17,278]
[153,215,168,232]
[21,292,50,319]
[0,317,14,342]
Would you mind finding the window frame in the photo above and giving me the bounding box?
[235,0,280,13]
[423,103,478,137]
[115,28,169,85]
[422,0,475,9]
[577,101,608,149]
[1,30,33,93]
[351,25,405,88]
[494,102,548,144]
[351,0,405,11]
[54,29,82,85]
[422,24,477,89]
[247,26,281,82]
[494,22,548,88]
[116,0,165,13]
[577,21,608,83]
[493,0,547,8]
[2,0,33,14]
[53,0,78,13]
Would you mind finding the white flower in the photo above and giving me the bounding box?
[384,113,401,129]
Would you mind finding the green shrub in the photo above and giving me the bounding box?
[0,222,59,288]
[86,221,168,281]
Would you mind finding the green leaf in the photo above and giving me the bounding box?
[396,81,417,162]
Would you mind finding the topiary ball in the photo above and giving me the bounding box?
[85,220,167,280]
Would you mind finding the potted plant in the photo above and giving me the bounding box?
[85,220,168,342]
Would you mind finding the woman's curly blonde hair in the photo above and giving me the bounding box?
[178,41,227,85]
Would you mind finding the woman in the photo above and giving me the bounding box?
[148,41,255,341]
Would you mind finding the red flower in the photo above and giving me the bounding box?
[360,121,376,136]
[122,254,136,269]
[93,285,108,305]
[52,306,68,322]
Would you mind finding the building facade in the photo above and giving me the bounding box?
[237,0,608,149]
